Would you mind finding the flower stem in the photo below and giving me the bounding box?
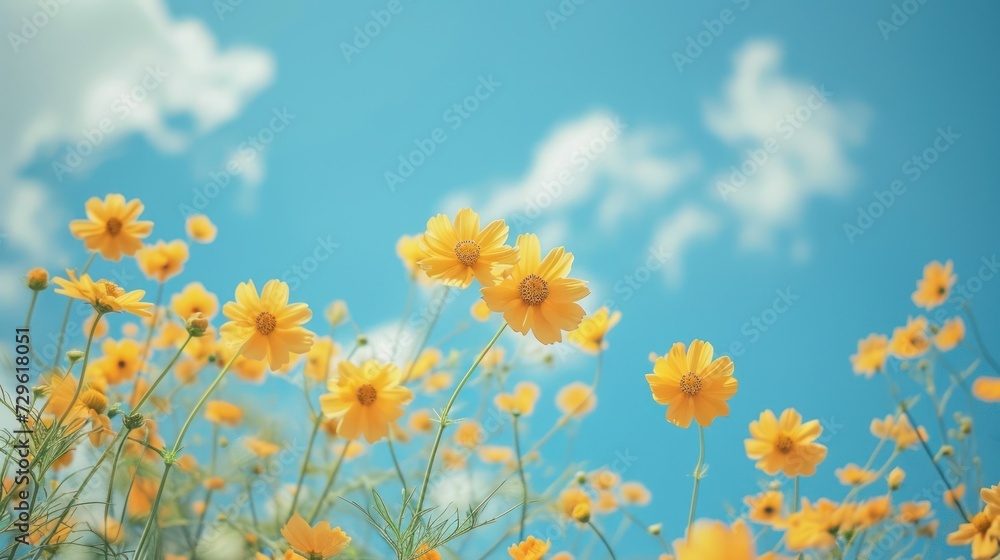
[415,322,507,514]
[131,282,165,404]
[792,476,800,513]
[512,414,529,541]
[524,348,602,460]
[24,291,38,329]
[287,413,322,521]
[588,520,618,560]
[132,335,192,415]
[686,425,705,539]
[54,311,104,431]
[402,287,450,383]
[308,441,352,524]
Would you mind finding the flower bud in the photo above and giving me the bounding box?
[66,350,85,364]
[574,471,587,485]
[959,417,972,435]
[123,413,146,430]
[356,335,368,347]
[647,523,662,536]
[25,268,49,291]
[571,502,591,523]
[937,445,954,458]
[186,312,210,337]
[888,467,905,491]
[325,300,349,327]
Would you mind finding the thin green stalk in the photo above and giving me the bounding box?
[53,312,104,432]
[512,414,528,541]
[686,425,705,539]
[415,322,507,513]
[386,431,407,505]
[132,335,192,415]
[308,441,352,524]
[793,476,800,513]
[131,282,165,404]
[524,349,602,460]
[24,291,38,329]
[53,252,97,368]
[102,432,131,558]
[402,287,450,383]
[963,304,1000,373]
[588,521,617,560]
[288,414,323,521]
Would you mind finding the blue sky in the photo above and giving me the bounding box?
[2,0,999,557]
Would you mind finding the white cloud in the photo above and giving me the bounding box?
[440,110,699,235]
[0,0,274,307]
[650,205,721,287]
[704,40,869,249]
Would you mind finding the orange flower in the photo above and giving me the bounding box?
[204,401,244,426]
[69,194,153,261]
[220,279,314,370]
[973,377,1000,402]
[911,260,956,309]
[481,234,589,344]
[567,307,621,354]
[836,463,877,486]
[745,491,784,526]
[674,520,755,560]
[508,536,550,560]
[136,240,189,282]
[744,409,827,477]
[280,513,351,559]
[646,340,737,428]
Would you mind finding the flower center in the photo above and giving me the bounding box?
[454,240,481,267]
[117,360,126,369]
[775,434,795,453]
[356,384,377,406]
[762,505,775,516]
[518,274,550,306]
[679,372,702,396]
[98,280,123,297]
[255,312,277,335]
[972,512,992,533]
[105,217,123,235]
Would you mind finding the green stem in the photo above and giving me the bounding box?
[387,431,408,505]
[415,322,507,513]
[24,291,38,330]
[54,252,97,368]
[402,287,450,383]
[132,335,192,415]
[792,476,800,513]
[686,425,705,539]
[131,282,165,404]
[288,414,323,521]
[102,431,131,558]
[54,312,103,431]
[963,304,1000,373]
[512,414,528,541]
[524,349,602,460]
[308,441,352,524]
[588,521,617,560]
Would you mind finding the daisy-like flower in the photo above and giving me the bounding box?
[204,401,244,426]
[280,513,351,559]
[934,317,965,351]
[836,463,877,486]
[947,508,1000,560]
[870,414,928,450]
[853,496,892,528]
[481,234,589,344]
[973,377,1000,402]
[556,382,597,417]
[567,306,621,354]
[220,279,314,370]
[319,360,413,443]
[419,208,518,288]
[96,338,142,384]
[136,240,189,282]
[911,260,956,309]
[646,340,737,428]
[185,214,217,243]
[53,269,152,317]
[850,334,889,377]
[745,491,784,526]
[784,499,846,551]
[889,316,930,359]
[896,501,932,524]
[508,536,550,560]
[495,382,540,416]
[673,520,755,560]
[172,282,219,320]
[619,482,651,506]
[744,409,827,477]
[69,194,153,261]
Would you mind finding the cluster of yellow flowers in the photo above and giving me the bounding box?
[3,193,997,560]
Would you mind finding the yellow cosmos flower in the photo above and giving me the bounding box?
[319,360,413,443]
[69,194,153,261]
[745,491,784,526]
[508,536,550,560]
[419,208,518,288]
[53,269,153,317]
[836,463,877,486]
[478,445,515,465]
[619,482,651,506]
[96,338,142,385]
[556,382,597,417]
[280,513,351,559]
[495,382,540,416]
[896,501,932,524]
[304,336,338,381]
[471,299,492,321]
[673,520,755,560]
[947,509,1000,560]
[396,234,433,284]
[136,240,189,283]
[557,487,592,520]
[888,467,906,490]
[172,282,219,320]
[744,408,827,477]
[204,401,244,426]
[973,377,1000,402]
[245,437,281,458]
[870,414,928,450]
[185,214,217,243]
[414,544,442,560]
[934,317,965,350]
[567,307,621,354]
[911,259,956,309]
[220,279,314,371]
[853,496,892,528]
[889,316,930,359]
[850,333,888,377]
[784,499,845,551]
[453,421,484,448]
[481,234,589,344]
[646,340,737,428]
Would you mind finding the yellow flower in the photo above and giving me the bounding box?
[172,282,219,320]
[589,469,620,491]
[320,360,413,443]
[555,382,597,417]
[203,476,226,491]
[454,421,484,448]
[397,234,433,284]
[853,496,892,528]
[408,409,433,433]
[69,194,153,261]
[136,239,189,283]
[945,484,966,508]
[850,334,888,377]
[947,509,1000,560]
[889,316,930,359]
[508,536,550,560]
[896,501,931,524]
[567,307,621,354]
[205,401,244,426]
[911,259,956,309]
[571,502,591,523]
[934,317,965,351]
[245,437,281,458]
[96,338,142,385]
[784,499,844,551]
[25,267,49,291]
[280,513,351,559]
[745,491,784,526]
[495,382,540,416]
[414,544,442,560]
[471,299,492,321]
[870,414,928,450]
[419,208,518,288]
[478,445,514,465]
[619,482,651,506]
[646,340,737,428]
[304,336,338,381]
[220,279,314,370]
[185,214,217,243]
[888,467,905,490]
[973,377,1000,402]
[53,269,153,317]
[836,463,877,486]
[983,483,1000,516]
[744,409,827,477]
[558,487,592,520]
[481,233,589,344]
[673,520,755,560]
